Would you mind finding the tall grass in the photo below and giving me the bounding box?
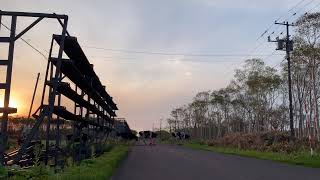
[50,145,129,180]
[7,145,129,180]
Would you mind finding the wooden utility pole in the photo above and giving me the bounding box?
[159,118,162,140]
[28,73,40,119]
[268,21,295,138]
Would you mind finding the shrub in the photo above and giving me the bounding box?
[0,166,7,179]
[202,131,317,154]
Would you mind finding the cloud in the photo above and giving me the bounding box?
[1,0,304,130]
[185,71,192,77]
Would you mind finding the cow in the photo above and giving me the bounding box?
[139,131,157,145]
[171,131,190,140]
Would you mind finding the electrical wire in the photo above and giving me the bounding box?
[0,22,48,60]
[265,1,320,70]
[271,59,286,69]
[1,20,282,64]
[84,46,283,58]
[305,1,320,14]
[1,1,319,65]
[250,0,317,58]
[283,0,316,22]
[89,54,283,64]
[267,0,318,38]
[85,1,319,62]
[256,0,310,42]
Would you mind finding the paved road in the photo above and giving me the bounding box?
[112,144,320,180]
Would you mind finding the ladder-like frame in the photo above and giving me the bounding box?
[0,10,68,165]
[0,11,117,168]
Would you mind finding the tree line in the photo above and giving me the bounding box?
[166,12,320,142]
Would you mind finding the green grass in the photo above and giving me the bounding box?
[7,145,129,180]
[184,143,320,168]
[50,145,129,180]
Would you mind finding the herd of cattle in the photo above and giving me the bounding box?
[117,130,190,144]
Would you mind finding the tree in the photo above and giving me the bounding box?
[165,12,320,145]
[293,12,320,140]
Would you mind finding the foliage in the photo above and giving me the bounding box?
[49,145,128,180]
[166,13,320,151]
[200,131,319,154]
[167,58,286,139]
[6,164,53,180]
[7,145,129,180]
[0,166,8,179]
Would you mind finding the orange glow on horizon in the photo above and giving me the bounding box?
[0,94,28,116]
[8,98,19,109]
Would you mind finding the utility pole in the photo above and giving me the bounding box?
[159,118,162,140]
[268,21,295,138]
[28,73,40,119]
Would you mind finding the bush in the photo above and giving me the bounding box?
[51,145,128,180]
[0,166,7,179]
[7,145,129,180]
[202,131,317,154]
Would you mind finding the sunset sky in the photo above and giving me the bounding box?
[1,0,317,131]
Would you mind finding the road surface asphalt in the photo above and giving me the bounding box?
[112,144,320,180]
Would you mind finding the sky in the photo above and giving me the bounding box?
[1,0,319,131]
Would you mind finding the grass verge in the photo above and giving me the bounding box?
[50,145,129,180]
[6,145,129,180]
[184,143,320,168]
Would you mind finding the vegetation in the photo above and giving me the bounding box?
[166,12,320,156]
[154,130,172,141]
[51,145,128,180]
[5,145,129,180]
[204,132,319,153]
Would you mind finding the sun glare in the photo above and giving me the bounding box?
[9,98,19,108]
[0,97,21,114]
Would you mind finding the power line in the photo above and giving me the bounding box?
[268,0,317,37]
[2,1,318,65]
[2,20,278,60]
[84,46,281,57]
[265,0,320,72]
[283,0,316,21]
[305,1,320,14]
[256,0,310,42]
[88,53,284,65]
[277,0,310,21]
[265,50,278,60]
[271,59,286,69]
[268,2,320,70]
[269,21,295,138]
[251,0,317,58]
[0,22,48,59]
